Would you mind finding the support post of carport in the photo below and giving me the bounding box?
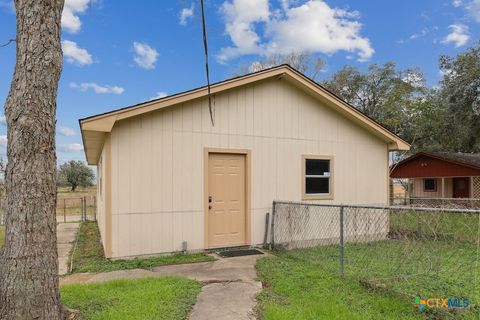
[470,177,473,198]
[441,177,445,207]
[441,177,445,198]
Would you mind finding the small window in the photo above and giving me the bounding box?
[302,156,333,200]
[424,178,436,192]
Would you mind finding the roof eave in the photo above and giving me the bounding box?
[389,139,410,151]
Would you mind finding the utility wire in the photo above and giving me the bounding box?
[200,0,215,126]
[0,39,15,48]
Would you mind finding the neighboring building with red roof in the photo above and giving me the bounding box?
[390,152,480,199]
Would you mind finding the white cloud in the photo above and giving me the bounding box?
[466,0,480,22]
[62,40,93,65]
[133,42,159,70]
[58,143,83,153]
[452,0,480,22]
[70,82,124,94]
[397,26,437,44]
[150,91,168,100]
[0,135,6,147]
[453,0,463,7]
[441,24,470,47]
[179,3,194,26]
[0,116,6,125]
[218,0,270,61]
[58,127,76,137]
[218,0,373,62]
[62,0,93,34]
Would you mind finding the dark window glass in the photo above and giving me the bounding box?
[424,178,436,191]
[306,159,330,176]
[306,177,329,194]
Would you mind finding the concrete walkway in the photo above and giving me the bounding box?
[61,253,265,320]
[57,222,80,275]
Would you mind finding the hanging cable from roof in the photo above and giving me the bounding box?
[200,0,215,126]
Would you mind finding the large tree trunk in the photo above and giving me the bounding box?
[0,0,65,319]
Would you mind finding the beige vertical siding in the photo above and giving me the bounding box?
[96,147,107,252]
[108,78,389,258]
[412,178,453,198]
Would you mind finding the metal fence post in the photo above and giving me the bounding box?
[81,197,84,221]
[63,198,66,223]
[263,212,270,249]
[339,205,345,278]
[270,201,276,250]
[83,197,87,221]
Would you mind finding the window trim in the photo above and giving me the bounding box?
[301,155,334,200]
[423,178,437,192]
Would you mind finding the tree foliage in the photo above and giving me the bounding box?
[321,42,480,154]
[235,51,325,80]
[235,45,480,155]
[437,42,480,152]
[58,160,95,191]
[322,62,431,138]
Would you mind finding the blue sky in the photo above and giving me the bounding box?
[0,0,479,164]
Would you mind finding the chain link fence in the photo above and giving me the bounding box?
[269,200,480,310]
[0,195,96,225]
[56,195,97,223]
[391,196,480,209]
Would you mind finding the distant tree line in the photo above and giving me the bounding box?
[238,41,480,155]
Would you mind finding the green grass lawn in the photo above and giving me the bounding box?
[257,256,422,320]
[390,210,480,244]
[258,239,480,319]
[285,240,480,301]
[71,222,215,273]
[61,277,201,320]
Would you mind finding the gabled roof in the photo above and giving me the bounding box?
[80,64,410,164]
[427,152,480,168]
[394,152,480,170]
[390,151,480,178]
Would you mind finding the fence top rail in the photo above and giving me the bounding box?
[392,196,480,201]
[273,200,480,214]
[58,195,96,200]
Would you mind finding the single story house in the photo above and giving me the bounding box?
[390,152,480,199]
[80,65,409,258]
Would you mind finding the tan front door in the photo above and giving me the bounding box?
[207,153,246,248]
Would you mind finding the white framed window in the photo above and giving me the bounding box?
[302,155,334,200]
